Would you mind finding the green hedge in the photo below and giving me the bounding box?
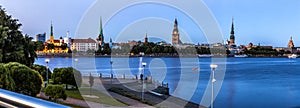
[44,85,67,101]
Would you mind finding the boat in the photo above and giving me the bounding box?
[288,54,298,59]
[198,54,214,58]
[234,54,248,58]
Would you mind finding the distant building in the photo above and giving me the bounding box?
[287,36,296,53]
[64,31,72,48]
[226,18,238,55]
[71,38,98,52]
[128,40,139,46]
[96,17,105,49]
[172,18,182,45]
[36,33,46,43]
[228,18,236,47]
[288,36,295,48]
[42,22,69,53]
[144,33,148,44]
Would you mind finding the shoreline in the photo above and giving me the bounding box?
[37,54,290,58]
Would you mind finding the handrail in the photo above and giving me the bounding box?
[0,89,69,108]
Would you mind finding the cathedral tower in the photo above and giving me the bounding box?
[97,17,105,48]
[288,36,295,48]
[50,21,54,43]
[144,32,148,44]
[229,18,235,46]
[172,18,181,45]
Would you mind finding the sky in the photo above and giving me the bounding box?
[0,0,300,47]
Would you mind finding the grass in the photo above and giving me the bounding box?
[65,88,128,107]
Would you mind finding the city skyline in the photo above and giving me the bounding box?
[1,0,300,47]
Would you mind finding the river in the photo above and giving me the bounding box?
[35,57,300,108]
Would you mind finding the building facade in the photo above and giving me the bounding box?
[71,38,98,52]
[42,22,69,53]
[36,33,46,43]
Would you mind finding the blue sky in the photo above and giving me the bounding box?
[1,0,299,47]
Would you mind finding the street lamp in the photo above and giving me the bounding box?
[74,58,78,68]
[141,62,146,101]
[45,58,50,87]
[210,64,218,108]
[110,61,113,85]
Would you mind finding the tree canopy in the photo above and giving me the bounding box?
[0,63,15,91]
[31,64,52,81]
[4,62,43,97]
[0,7,37,67]
[52,67,82,89]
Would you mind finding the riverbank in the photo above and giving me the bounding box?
[81,76,206,108]
[37,54,290,58]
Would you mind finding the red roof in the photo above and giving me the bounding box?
[71,38,96,43]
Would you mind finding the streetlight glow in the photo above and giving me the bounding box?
[45,59,50,63]
[210,64,218,69]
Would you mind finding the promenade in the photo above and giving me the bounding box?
[82,77,205,108]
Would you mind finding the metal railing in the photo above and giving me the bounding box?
[0,89,69,108]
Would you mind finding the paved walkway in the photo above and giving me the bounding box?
[83,77,205,108]
[82,77,153,108]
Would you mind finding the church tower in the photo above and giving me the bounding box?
[50,21,54,44]
[288,36,295,48]
[97,17,105,48]
[172,18,181,45]
[144,32,148,44]
[229,18,235,46]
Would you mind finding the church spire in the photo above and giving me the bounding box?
[99,17,103,36]
[231,18,234,34]
[144,32,148,44]
[50,21,53,36]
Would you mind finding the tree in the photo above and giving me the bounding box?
[52,67,82,89]
[4,62,43,96]
[0,7,37,67]
[0,63,15,91]
[61,43,68,50]
[44,85,67,102]
[89,73,94,95]
[47,43,55,50]
[34,41,45,51]
[31,64,51,81]
[23,35,37,67]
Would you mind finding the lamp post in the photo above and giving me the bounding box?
[110,61,113,85]
[45,59,50,87]
[210,64,218,108]
[74,58,78,68]
[141,62,146,101]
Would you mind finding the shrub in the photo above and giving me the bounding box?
[44,85,67,101]
[52,67,82,89]
[4,62,43,96]
[0,63,15,91]
[31,64,51,81]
